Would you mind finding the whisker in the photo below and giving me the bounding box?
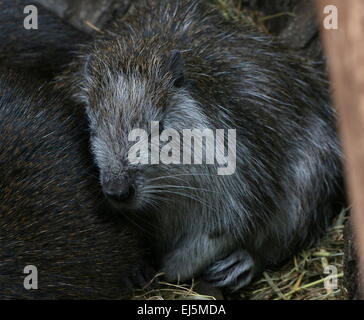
[144,184,221,194]
[148,173,218,183]
[144,189,217,212]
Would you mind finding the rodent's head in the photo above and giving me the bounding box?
[77,41,209,211]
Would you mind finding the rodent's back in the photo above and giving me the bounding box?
[0,0,92,78]
[0,69,144,299]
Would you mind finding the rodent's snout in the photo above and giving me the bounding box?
[102,175,135,204]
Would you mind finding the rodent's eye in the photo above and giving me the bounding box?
[173,74,184,88]
[168,50,184,88]
[159,122,165,134]
[89,129,96,139]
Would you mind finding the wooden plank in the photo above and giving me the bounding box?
[318,0,364,299]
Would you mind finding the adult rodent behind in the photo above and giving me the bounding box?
[65,0,345,291]
[0,0,92,78]
[0,2,153,299]
[0,68,148,299]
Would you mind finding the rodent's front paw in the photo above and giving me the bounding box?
[122,262,158,291]
[203,249,258,292]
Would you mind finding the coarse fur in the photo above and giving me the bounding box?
[0,69,148,299]
[0,0,91,78]
[64,0,345,291]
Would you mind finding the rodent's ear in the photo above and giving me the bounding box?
[168,50,184,88]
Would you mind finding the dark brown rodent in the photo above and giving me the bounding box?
[63,0,345,292]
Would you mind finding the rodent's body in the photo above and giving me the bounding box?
[0,0,91,78]
[68,0,344,290]
[0,69,146,299]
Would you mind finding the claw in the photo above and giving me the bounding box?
[204,249,257,292]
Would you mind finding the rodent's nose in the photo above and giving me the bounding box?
[103,177,134,203]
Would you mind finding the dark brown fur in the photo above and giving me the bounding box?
[0,0,91,78]
[0,69,148,299]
